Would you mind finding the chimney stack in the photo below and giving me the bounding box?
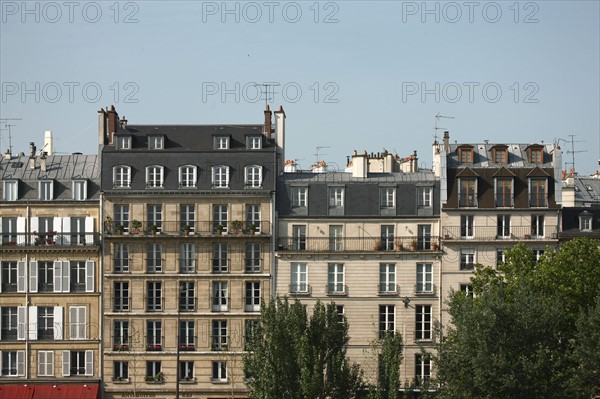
[40,151,47,172]
[275,105,286,174]
[264,105,272,140]
[443,131,450,154]
[106,105,119,144]
[120,116,128,129]
[98,107,107,146]
[44,130,53,155]
[28,142,36,169]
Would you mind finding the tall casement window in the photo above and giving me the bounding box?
[531,214,545,238]
[179,281,196,312]
[114,204,130,232]
[497,215,511,238]
[212,243,229,273]
[147,282,163,312]
[579,211,593,232]
[245,243,261,273]
[246,204,261,232]
[116,135,131,150]
[72,180,87,201]
[113,166,131,188]
[2,180,18,201]
[69,261,86,292]
[113,361,128,381]
[248,136,262,149]
[1,218,19,245]
[146,361,162,379]
[212,165,230,188]
[329,225,343,251]
[328,187,345,208]
[147,204,163,232]
[146,320,162,350]
[245,282,261,311]
[180,204,195,233]
[39,180,54,201]
[63,350,93,376]
[460,248,475,270]
[379,305,395,338]
[495,178,513,207]
[381,225,395,251]
[146,243,163,273]
[179,166,197,188]
[417,187,432,208]
[213,204,228,232]
[528,146,543,164]
[212,282,228,312]
[212,361,227,382]
[244,165,263,188]
[291,187,308,208]
[179,320,195,349]
[180,243,196,273]
[327,263,345,294]
[212,320,228,350]
[179,362,194,381]
[292,225,307,250]
[38,351,54,376]
[493,146,508,164]
[416,264,433,293]
[1,262,19,293]
[415,354,432,386]
[417,224,431,250]
[1,351,25,376]
[113,320,129,350]
[37,306,55,340]
[69,306,87,340]
[291,262,308,293]
[459,178,477,207]
[415,305,432,340]
[380,187,395,209]
[37,261,54,292]
[114,282,130,312]
[496,249,507,266]
[1,307,18,340]
[114,244,130,273]
[460,215,474,238]
[379,263,397,294]
[529,178,547,207]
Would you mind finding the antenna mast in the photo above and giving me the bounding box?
[315,146,331,164]
[565,134,586,172]
[0,118,21,155]
[434,113,454,142]
[257,83,281,107]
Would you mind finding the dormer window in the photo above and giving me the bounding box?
[491,145,508,164]
[148,136,164,150]
[529,178,547,207]
[146,165,164,188]
[113,166,131,188]
[458,146,474,164]
[116,136,131,150]
[459,178,477,207]
[39,180,54,201]
[247,136,262,150]
[579,212,592,232]
[526,145,544,164]
[2,180,18,201]
[72,180,88,201]
[215,136,230,150]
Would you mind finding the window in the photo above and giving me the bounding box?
[215,136,229,150]
[529,178,547,207]
[116,135,131,150]
[493,147,507,164]
[180,204,195,233]
[416,263,433,293]
[417,224,431,250]
[495,178,513,207]
[245,243,261,273]
[114,282,130,312]
[415,305,432,340]
[1,307,18,340]
[336,305,345,323]
[329,225,343,251]
[146,321,162,350]
[212,282,228,312]
[529,148,543,163]
[244,320,259,350]
[113,320,129,350]
[146,361,162,379]
[533,249,545,263]
[248,136,262,149]
[179,361,194,381]
[113,166,131,188]
[496,249,506,266]
[147,282,162,312]
[1,351,24,376]
[212,320,228,350]
[70,217,86,245]
[245,165,263,188]
[180,243,196,273]
[3,180,18,201]
[328,187,344,208]
[179,166,197,188]
[417,187,432,208]
[245,282,261,311]
[531,214,544,238]
[460,284,474,298]
[69,306,86,340]
[114,361,128,381]
[38,351,54,376]
[147,204,163,232]
[64,350,93,376]
[38,261,54,292]
[246,204,261,233]
[114,244,130,273]
[212,166,229,188]
[459,147,474,163]
[212,361,227,382]
[460,215,474,238]
[148,135,164,149]
[579,213,593,231]
[69,261,85,292]
[291,262,308,293]
[415,353,431,386]
[460,249,475,270]
[459,178,477,207]
[114,204,130,232]
[379,305,395,338]
[1,217,18,245]
[147,243,163,273]
[379,263,396,294]
[72,180,87,201]
[213,243,229,273]
[213,204,228,232]
[292,187,308,208]
[39,180,54,201]
[381,225,394,251]
[380,187,395,208]
[179,281,195,312]
[327,263,345,294]
[292,225,307,250]
[1,262,18,293]
[497,215,511,238]
[179,320,196,349]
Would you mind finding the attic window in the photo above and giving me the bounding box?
[148,136,164,150]
[247,136,262,150]
[117,136,131,150]
[458,147,474,164]
[493,147,507,164]
[579,213,592,232]
[215,136,230,150]
[528,147,543,164]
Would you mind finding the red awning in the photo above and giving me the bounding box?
[0,385,35,399]
[33,384,99,399]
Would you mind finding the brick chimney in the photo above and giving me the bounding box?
[264,104,272,140]
[443,131,450,154]
[106,105,119,144]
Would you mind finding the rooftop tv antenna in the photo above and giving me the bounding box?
[434,113,454,142]
[314,146,330,164]
[257,83,281,107]
[557,134,586,172]
[0,118,21,154]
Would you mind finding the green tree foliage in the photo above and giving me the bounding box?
[436,238,600,399]
[369,332,404,399]
[244,298,363,399]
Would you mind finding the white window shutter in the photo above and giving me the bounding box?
[17,351,25,376]
[17,261,26,293]
[47,351,54,376]
[29,261,38,293]
[29,306,38,340]
[61,217,71,245]
[79,307,87,339]
[62,261,70,293]
[85,350,93,376]
[0,218,2,240]
[53,216,62,234]
[62,351,70,376]
[17,306,26,340]
[85,261,95,292]
[38,351,46,376]
[53,261,63,292]
[85,217,94,244]
[30,217,39,236]
[69,307,77,339]
[16,217,26,245]
[54,306,63,340]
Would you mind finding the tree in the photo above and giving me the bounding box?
[435,238,600,399]
[368,332,404,399]
[244,298,363,399]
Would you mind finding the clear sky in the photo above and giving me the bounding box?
[1,1,599,174]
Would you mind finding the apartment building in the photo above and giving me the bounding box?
[100,105,282,399]
[0,139,102,399]
[275,150,441,388]
[434,132,562,326]
[560,171,600,241]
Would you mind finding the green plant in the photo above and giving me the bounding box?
[131,220,142,229]
[231,220,243,231]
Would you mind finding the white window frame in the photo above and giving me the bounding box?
[379,263,396,293]
[2,180,18,201]
[212,361,227,382]
[328,225,343,251]
[244,165,263,188]
[212,282,228,312]
[245,243,261,273]
[327,263,345,294]
[179,243,196,273]
[146,165,164,188]
[460,248,476,270]
[178,165,197,188]
[328,187,344,208]
[215,136,229,150]
[72,180,87,201]
[291,187,308,207]
[418,187,432,207]
[292,225,307,250]
[245,281,261,312]
[113,166,131,188]
[148,135,164,149]
[291,262,308,293]
[497,214,511,238]
[380,187,395,208]
[39,180,54,201]
[531,214,545,238]
[460,215,474,238]
[379,305,395,338]
[212,166,230,188]
[38,350,54,376]
[579,214,592,232]
[69,306,86,340]
[116,136,131,150]
[1,350,25,376]
[62,350,93,376]
[416,263,433,293]
[248,136,262,149]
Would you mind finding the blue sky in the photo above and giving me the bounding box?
[1,1,599,174]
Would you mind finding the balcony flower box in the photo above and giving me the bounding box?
[113,345,129,351]
[145,372,164,384]
[178,345,196,351]
[146,344,162,351]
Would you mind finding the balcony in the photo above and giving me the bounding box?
[277,236,441,253]
[378,284,399,296]
[289,284,312,296]
[0,233,101,249]
[326,284,348,296]
[442,226,558,241]
[414,284,437,296]
[146,337,164,351]
[105,220,271,237]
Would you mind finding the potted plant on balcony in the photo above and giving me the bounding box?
[249,223,257,235]
[410,239,418,251]
[149,224,158,235]
[182,224,191,236]
[131,220,142,234]
[116,224,124,235]
[431,242,439,251]
[395,241,404,251]
[216,224,224,235]
[231,220,243,234]
[373,240,383,251]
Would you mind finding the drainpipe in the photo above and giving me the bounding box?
[25,205,30,380]
[99,193,105,399]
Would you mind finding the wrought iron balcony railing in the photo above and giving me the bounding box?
[442,226,558,241]
[277,236,440,253]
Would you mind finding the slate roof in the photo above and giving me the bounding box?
[447,143,556,168]
[573,177,600,204]
[280,171,437,183]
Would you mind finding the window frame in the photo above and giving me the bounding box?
[379,263,397,294]
[495,178,514,207]
[380,187,395,209]
[244,165,263,188]
[212,165,230,188]
[145,165,164,189]
[417,187,432,208]
[291,262,308,293]
[39,180,54,201]
[116,135,131,150]
[113,166,131,188]
[327,263,345,295]
[178,165,197,188]
[460,248,476,270]
[459,178,477,207]
[72,180,87,201]
[291,187,308,208]
[378,305,395,338]
[148,135,164,150]
[415,305,432,341]
[215,136,230,150]
[3,180,18,201]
